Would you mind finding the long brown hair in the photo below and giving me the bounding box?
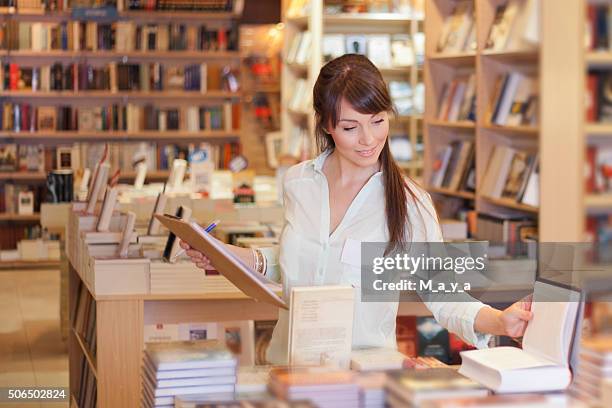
[313,54,421,253]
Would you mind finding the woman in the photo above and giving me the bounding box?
[180,54,532,364]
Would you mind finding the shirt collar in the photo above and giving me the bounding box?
[312,149,333,173]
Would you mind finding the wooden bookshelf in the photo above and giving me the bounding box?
[424,0,541,238]
[281,1,424,177]
[0,2,246,255]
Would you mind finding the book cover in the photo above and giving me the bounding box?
[145,340,237,372]
[417,317,450,364]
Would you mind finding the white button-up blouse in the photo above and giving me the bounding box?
[260,150,492,365]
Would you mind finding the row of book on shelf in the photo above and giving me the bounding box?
[587,3,612,52]
[322,33,424,69]
[0,0,243,12]
[0,20,239,52]
[0,102,240,133]
[0,62,239,93]
[436,0,538,54]
[430,140,539,205]
[287,30,424,70]
[437,70,537,127]
[288,78,423,118]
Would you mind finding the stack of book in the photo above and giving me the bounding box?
[269,367,359,408]
[572,337,612,405]
[142,340,238,408]
[354,372,386,408]
[385,368,488,407]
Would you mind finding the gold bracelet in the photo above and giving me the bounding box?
[255,249,265,275]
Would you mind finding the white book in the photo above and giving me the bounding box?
[494,71,525,125]
[521,161,539,207]
[350,348,408,371]
[446,80,467,122]
[288,286,354,369]
[459,281,580,393]
[294,31,312,64]
[367,35,392,68]
[31,23,43,51]
[286,32,302,64]
[322,34,345,62]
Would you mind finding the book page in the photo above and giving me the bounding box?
[289,287,354,369]
[523,281,581,366]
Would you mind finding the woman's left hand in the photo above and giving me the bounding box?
[499,295,533,338]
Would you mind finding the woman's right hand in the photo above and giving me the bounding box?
[179,240,215,270]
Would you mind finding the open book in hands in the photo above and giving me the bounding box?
[459,281,581,393]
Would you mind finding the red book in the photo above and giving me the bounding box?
[586,146,597,193]
[587,5,597,51]
[217,28,227,51]
[587,74,599,122]
[21,104,29,131]
[9,64,19,90]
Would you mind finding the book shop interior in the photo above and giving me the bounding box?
[2,0,612,407]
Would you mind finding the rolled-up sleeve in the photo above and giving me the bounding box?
[417,190,492,349]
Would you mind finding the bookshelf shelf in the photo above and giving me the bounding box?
[481,124,539,137]
[0,260,60,269]
[286,108,310,118]
[480,49,539,64]
[0,213,41,221]
[2,90,242,101]
[323,13,412,26]
[585,123,612,137]
[72,327,97,378]
[427,52,476,67]
[397,159,424,170]
[285,61,309,75]
[379,66,415,75]
[286,15,309,27]
[428,186,475,200]
[0,172,46,181]
[427,120,476,130]
[0,130,241,142]
[585,194,612,210]
[585,51,612,67]
[480,196,539,214]
[119,10,241,21]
